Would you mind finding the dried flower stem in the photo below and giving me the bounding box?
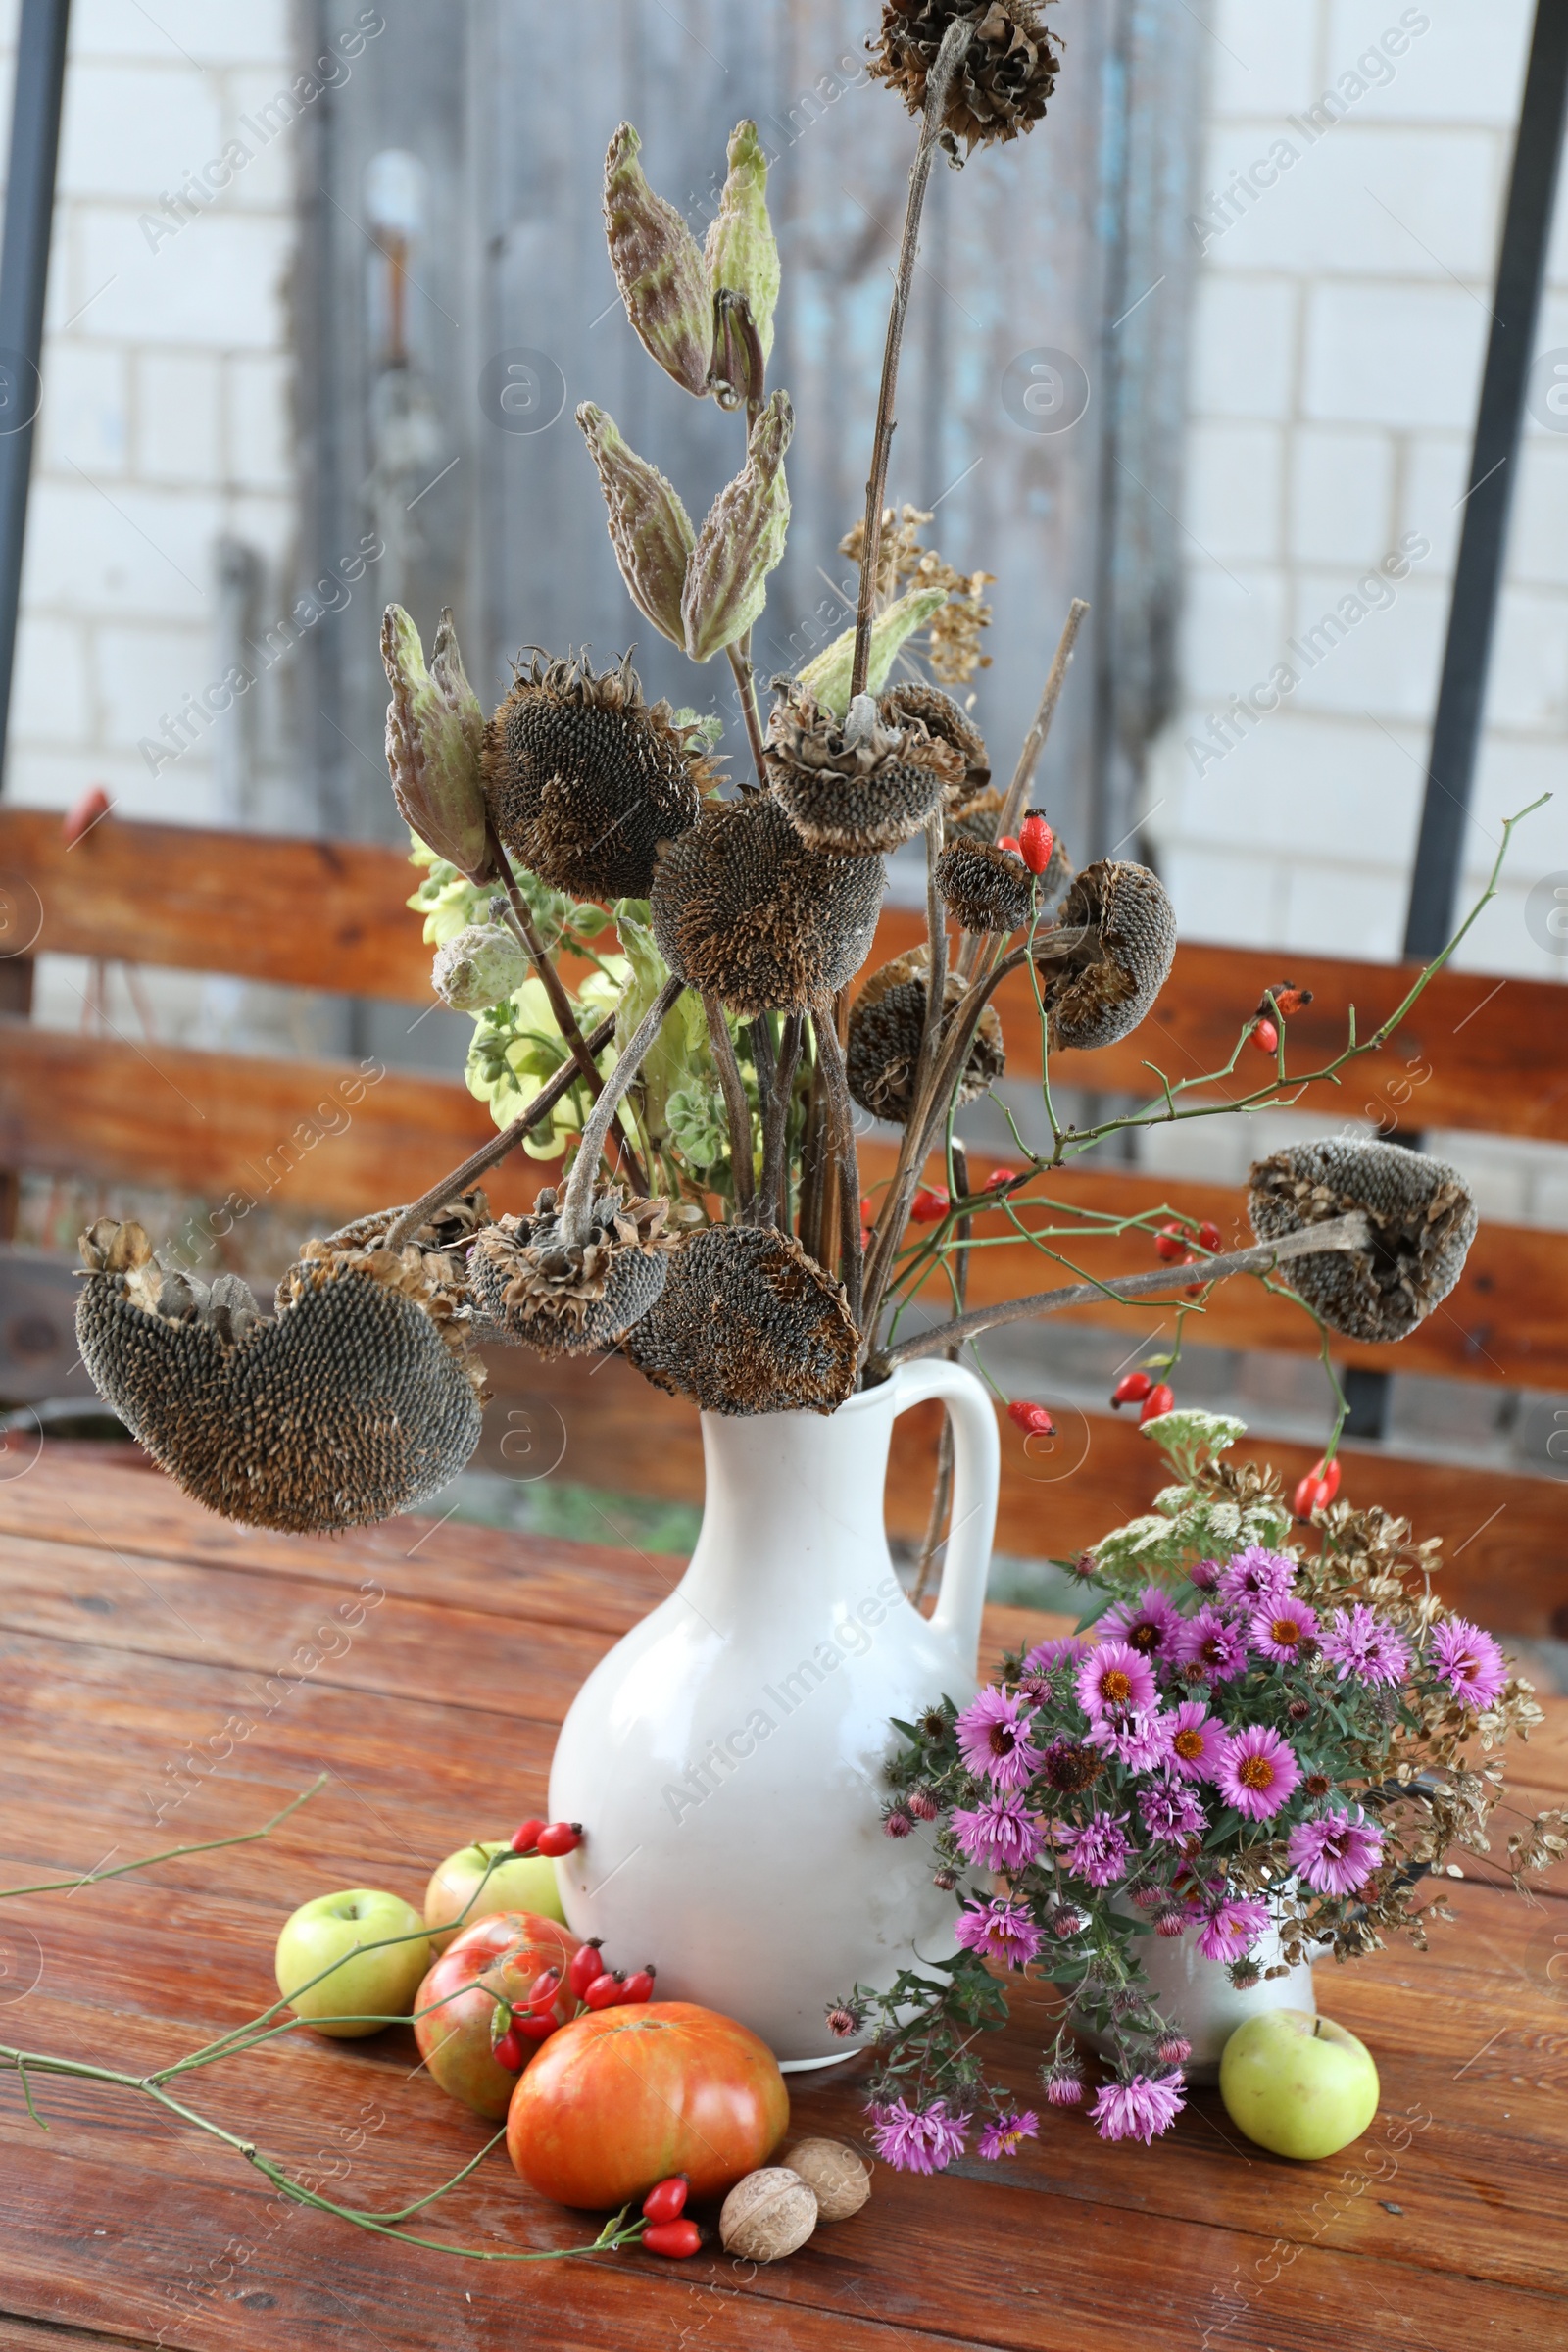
[562,976,685,1247]
[957,596,1089,982]
[812,1003,863,1325]
[873,1209,1372,1368]
[726,640,768,788]
[705,992,756,1211]
[773,1008,805,1229]
[851,15,976,701]
[0,1775,327,1899]
[382,1015,617,1251]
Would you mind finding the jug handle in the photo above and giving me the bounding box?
[886,1357,1000,1678]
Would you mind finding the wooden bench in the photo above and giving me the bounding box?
[0,806,1563,1634]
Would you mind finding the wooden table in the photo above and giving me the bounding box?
[1,1446,1563,2352]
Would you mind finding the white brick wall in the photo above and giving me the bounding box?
[1148,0,1568,982]
[0,0,302,833]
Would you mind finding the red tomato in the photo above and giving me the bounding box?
[506,2001,789,2209]
[414,1911,579,2121]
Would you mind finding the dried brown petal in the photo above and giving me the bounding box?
[869,0,1062,155]
[879,681,989,808]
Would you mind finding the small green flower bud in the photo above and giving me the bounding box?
[576,403,695,645]
[381,604,492,881]
[604,122,711,398]
[432,923,531,1013]
[795,584,948,719]
[681,390,793,663]
[705,120,780,362]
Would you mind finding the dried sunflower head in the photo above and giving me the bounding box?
[621,1223,858,1415]
[1037,858,1176,1051]
[848,947,1004,1124]
[76,1220,482,1535]
[483,649,713,900]
[936,834,1034,934]
[649,790,885,1015]
[869,0,1062,155]
[468,1187,671,1357]
[878,681,989,809]
[322,1190,493,1260]
[765,685,958,854]
[1248,1139,1478,1342]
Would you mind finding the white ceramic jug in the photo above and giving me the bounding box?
[548,1359,999,2064]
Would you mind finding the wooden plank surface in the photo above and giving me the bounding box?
[0,1447,1561,2352]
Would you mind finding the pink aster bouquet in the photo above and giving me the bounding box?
[834,1411,1565,2171]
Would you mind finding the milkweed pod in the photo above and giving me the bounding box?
[604,122,712,398]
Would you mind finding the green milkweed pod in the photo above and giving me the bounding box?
[576,403,695,647]
[705,120,780,365]
[681,391,793,662]
[795,585,948,720]
[604,122,712,398]
[381,604,491,883]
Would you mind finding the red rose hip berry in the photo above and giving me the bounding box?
[643,2218,702,2258]
[642,2174,689,2225]
[1110,1370,1154,1409]
[1139,1382,1175,1424]
[535,1821,582,1858]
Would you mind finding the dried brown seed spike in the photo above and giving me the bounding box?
[483,649,712,901]
[848,947,1004,1125]
[868,0,1062,156]
[1036,858,1176,1052]
[649,791,884,1016]
[1247,1138,1478,1343]
[622,1224,858,1416]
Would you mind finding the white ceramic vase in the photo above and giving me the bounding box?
[548,1359,1000,2065]
[1083,1917,1319,2085]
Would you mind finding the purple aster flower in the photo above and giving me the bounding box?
[1101,1585,1185,1664]
[1249,1596,1321,1666]
[1043,2056,1085,2106]
[1090,2071,1187,2144]
[1286,1810,1385,1897]
[1165,1699,1224,1782]
[1216,1545,1297,1611]
[1195,1894,1270,1963]
[1086,1706,1175,1772]
[976,2108,1040,2160]
[1076,1641,1157,1721]
[1429,1616,1509,1713]
[1174,1604,1248,1684]
[954,1898,1044,1969]
[955,1686,1043,1790]
[1215,1724,1301,1820]
[952,1790,1045,1874]
[1139,1778,1207,1845]
[867,2098,968,2174]
[1319,1603,1410,1689]
[1189,1557,1220,1592]
[1021,1633,1088,1676]
[1058,1811,1132,1888]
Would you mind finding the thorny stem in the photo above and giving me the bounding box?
[382,1016,617,1251]
[562,976,685,1248]
[485,823,648,1196]
[872,1211,1373,1369]
[705,993,756,1212]
[813,1004,863,1326]
[851,15,976,699]
[726,641,768,789]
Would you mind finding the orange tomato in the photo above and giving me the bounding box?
[505,2000,789,2208]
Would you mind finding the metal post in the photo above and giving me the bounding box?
[1403,0,1568,957]
[0,0,71,793]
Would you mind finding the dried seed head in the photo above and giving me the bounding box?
[468,1189,671,1357]
[603,122,711,397]
[382,605,491,881]
[878,681,989,808]
[649,790,884,1015]
[1040,1739,1103,1794]
[1036,858,1176,1052]
[869,0,1062,156]
[432,923,530,1013]
[719,2168,817,2263]
[936,835,1034,934]
[576,404,695,648]
[847,946,1004,1124]
[766,685,958,854]
[1247,1138,1478,1342]
[483,649,711,900]
[76,1225,481,1534]
[622,1223,858,1415]
[322,1190,493,1261]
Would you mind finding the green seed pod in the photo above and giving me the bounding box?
[382,604,492,882]
[705,120,780,363]
[576,403,694,646]
[431,923,530,1013]
[795,585,947,720]
[682,390,793,662]
[604,122,712,398]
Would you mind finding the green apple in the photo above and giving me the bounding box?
[274,1888,430,2038]
[424,1840,566,1951]
[1220,2008,1380,2160]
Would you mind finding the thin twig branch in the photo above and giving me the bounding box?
[813,1004,863,1325]
[726,641,768,788]
[705,993,755,1212]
